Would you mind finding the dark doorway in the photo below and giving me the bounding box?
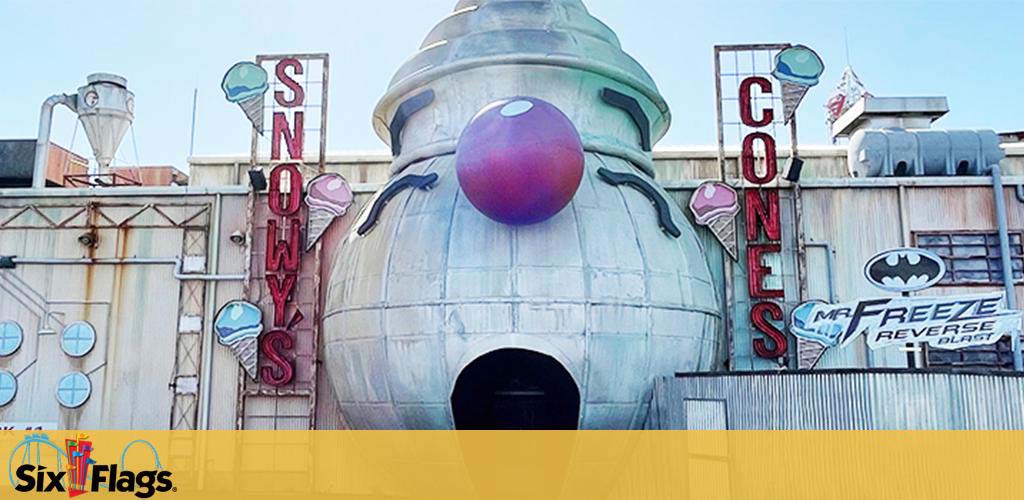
[451,349,580,430]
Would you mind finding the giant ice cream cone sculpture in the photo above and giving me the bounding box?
[772,45,825,124]
[305,173,354,251]
[214,300,264,380]
[689,182,741,260]
[324,0,722,430]
[222,62,270,134]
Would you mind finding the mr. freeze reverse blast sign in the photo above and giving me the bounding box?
[791,293,1023,351]
[791,246,1021,352]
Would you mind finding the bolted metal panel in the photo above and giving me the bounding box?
[652,370,1024,430]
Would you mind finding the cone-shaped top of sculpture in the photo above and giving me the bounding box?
[374,0,670,152]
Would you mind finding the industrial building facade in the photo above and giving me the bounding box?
[2,0,1023,431]
[1,144,1023,430]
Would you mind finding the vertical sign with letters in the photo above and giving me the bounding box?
[245,54,329,395]
[261,57,308,387]
[738,75,787,359]
[714,44,807,365]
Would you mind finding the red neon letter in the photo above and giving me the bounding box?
[274,58,305,108]
[260,330,295,386]
[751,302,788,359]
[271,112,304,161]
[739,76,774,127]
[268,164,303,216]
[748,243,784,299]
[745,189,781,241]
[265,219,302,273]
[741,132,778,185]
[266,274,298,327]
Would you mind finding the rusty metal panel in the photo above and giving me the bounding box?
[653,370,1024,430]
[799,186,906,368]
[0,195,216,429]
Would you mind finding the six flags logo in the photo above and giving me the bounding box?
[10,434,173,498]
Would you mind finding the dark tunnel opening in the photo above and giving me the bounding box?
[451,348,580,430]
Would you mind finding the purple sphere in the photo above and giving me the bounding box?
[455,97,585,226]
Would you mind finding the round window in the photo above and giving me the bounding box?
[0,371,16,406]
[0,321,23,357]
[61,322,96,357]
[56,372,91,408]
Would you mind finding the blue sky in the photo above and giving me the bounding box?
[1,0,1021,171]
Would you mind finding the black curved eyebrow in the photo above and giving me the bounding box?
[357,173,439,236]
[596,167,680,238]
[389,89,435,156]
[601,88,651,152]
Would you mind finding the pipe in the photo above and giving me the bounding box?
[806,241,875,368]
[33,94,77,188]
[1015,184,1024,204]
[173,258,246,282]
[804,242,837,303]
[9,256,246,282]
[13,257,176,265]
[198,194,222,430]
[991,165,1024,372]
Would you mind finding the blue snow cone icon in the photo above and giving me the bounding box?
[221,62,269,103]
[214,301,263,345]
[791,301,843,347]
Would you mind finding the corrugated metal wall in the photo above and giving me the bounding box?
[651,370,1024,429]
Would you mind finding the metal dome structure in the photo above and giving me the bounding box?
[325,0,721,430]
[372,0,672,178]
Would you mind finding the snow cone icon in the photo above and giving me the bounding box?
[305,173,354,250]
[215,300,264,380]
[689,182,741,260]
[790,301,843,347]
[222,61,269,132]
[772,45,825,123]
[324,0,721,430]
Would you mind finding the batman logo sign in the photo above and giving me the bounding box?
[864,248,947,293]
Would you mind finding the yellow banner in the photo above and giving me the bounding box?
[1,431,1021,499]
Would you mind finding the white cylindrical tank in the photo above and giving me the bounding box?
[847,128,1005,177]
[323,0,721,430]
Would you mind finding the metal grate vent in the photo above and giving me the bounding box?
[915,231,1024,285]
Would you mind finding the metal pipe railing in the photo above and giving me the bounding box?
[991,165,1024,372]
[6,257,246,282]
[199,194,223,430]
